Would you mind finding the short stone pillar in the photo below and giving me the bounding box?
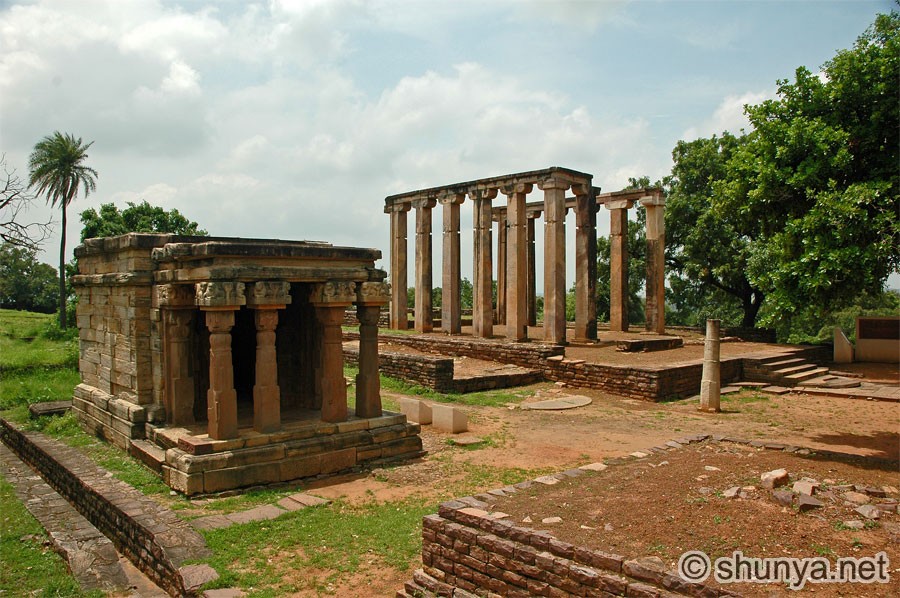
[833,327,854,364]
[387,202,411,330]
[156,284,197,426]
[606,199,633,332]
[247,281,292,434]
[196,281,246,440]
[311,282,356,423]
[540,178,568,345]
[471,188,497,338]
[699,319,721,413]
[641,195,666,334]
[440,193,465,335]
[356,282,390,419]
[413,198,436,333]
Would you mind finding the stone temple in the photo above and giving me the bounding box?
[71,233,422,495]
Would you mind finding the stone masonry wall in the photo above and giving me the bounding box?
[0,419,210,596]
[343,346,456,393]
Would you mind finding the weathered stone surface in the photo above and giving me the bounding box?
[760,468,789,489]
[179,564,220,593]
[855,504,881,520]
[793,480,818,496]
[432,404,468,434]
[843,491,871,505]
[797,495,824,512]
[398,397,433,424]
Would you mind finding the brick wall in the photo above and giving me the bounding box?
[0,419,209,596]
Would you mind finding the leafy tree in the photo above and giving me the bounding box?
[719,12,899,327]
[596,212,646,325]
[0,243,57,312]
[80,200,207,241]
[460,277,473,310]
[28,132,97,328]
[1,155,51,250]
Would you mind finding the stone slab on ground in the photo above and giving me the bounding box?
[191,514,233,531]
[449,435,484,446]
[760,385,792,395]
[287,492,330,507]
[431,404,468,433]
[28,400,72,418]
[521,395,592,410]
[225,503,286,525]
[397,397,432,424]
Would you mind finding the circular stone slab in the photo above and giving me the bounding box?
[521,396,592,410]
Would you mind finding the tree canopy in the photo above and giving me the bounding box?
[80,200,208,241]
[0,243,57,313]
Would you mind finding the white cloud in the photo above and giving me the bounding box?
[681,90,772,140]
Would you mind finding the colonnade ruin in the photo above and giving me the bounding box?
[384,167,666,342]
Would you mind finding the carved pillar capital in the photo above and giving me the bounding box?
[639,195,666,208]
[385,201,412,214]
[357,281,390,306]
[537,177,570,192]
[411,197,437,210]
[467,187,498,202]
[501,182,534,196]
[310,281,357,305]
[246,280,292,308]
[438,192,466,206]
[195,282,246,308]
[605,199,635,211]
[155,284,195,308]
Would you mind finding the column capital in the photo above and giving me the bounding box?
[195,282,245,308]
[438,192,466,206]
[467,187,498,201]
[639,195,666,208]
[310,281,357,305]
[570,183,592,197]
[155,283,195,308]
[411,197,437,210]
[538,177,570,192]
[384,201,412,214]
[357,281,390,306]
[501,182,533,196]
[246,280,292,308]
[606,199,635,211]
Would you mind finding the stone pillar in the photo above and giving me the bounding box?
[247,281,292,434]
[641,195,666,334]
[503,183,532,341]
[699,319,721,413]
[310,282,356,423]
[539,178,569,345]
[414,198,436,333]
[196,281,246,440]
[573,183,597,341]
[356,282,390,418]
[495,211,507,326]
[440,193,465,334]
[471,188,497,338]
[388,203,411,330]
[526,213,538,326]
[156,284,196,426]
[606,199,633,332]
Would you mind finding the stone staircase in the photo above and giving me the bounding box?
[745,353,860,389]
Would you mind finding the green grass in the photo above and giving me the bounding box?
[201,497,434,595]
[0,309,78,371]
[0,477,103,598]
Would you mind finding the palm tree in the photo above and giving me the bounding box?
[28,132,97,329]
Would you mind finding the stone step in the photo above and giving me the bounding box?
[797,375,862,389]
[762,356,807,368]
[129,439,167,473]
[772,363,820,376]
[784,367,830,383]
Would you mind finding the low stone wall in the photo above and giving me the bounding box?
[0,419,210,596]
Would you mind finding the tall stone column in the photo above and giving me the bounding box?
[573,183,597,341]
[440,193,465,334]
[156,284,196,426]
[471,188,497,338]
[311,282,356,423]
[606,199,633,332]
[414,198,436,333]
[526,213,538,326]
[247,281,291,434]
[196,281,246,440]
[495,211,507,327]
[387,203,411,330]
[503,183,532,341]
[641,195,667,334]
[539,178,569,345]
[356,282,390,418]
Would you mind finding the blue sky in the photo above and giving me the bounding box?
[0,0,892,289]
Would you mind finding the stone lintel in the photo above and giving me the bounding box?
[357,282,390,306]
[310,281,357,305]
[246,281,292,307]
[195,282,246,308]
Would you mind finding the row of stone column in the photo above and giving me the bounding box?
[389,183,666,343]
[157,280,389,441]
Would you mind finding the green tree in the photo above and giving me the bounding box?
[79,200,207,241]
[719,12,899,328]
[0,242,57,312]
[28,132,97,328]
[596,215,646,325]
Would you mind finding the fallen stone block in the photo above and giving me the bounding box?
[431,404,467,433]
[397,397,432,425]
[760,468,789,489]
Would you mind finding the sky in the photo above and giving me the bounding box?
[0,0,892,291]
